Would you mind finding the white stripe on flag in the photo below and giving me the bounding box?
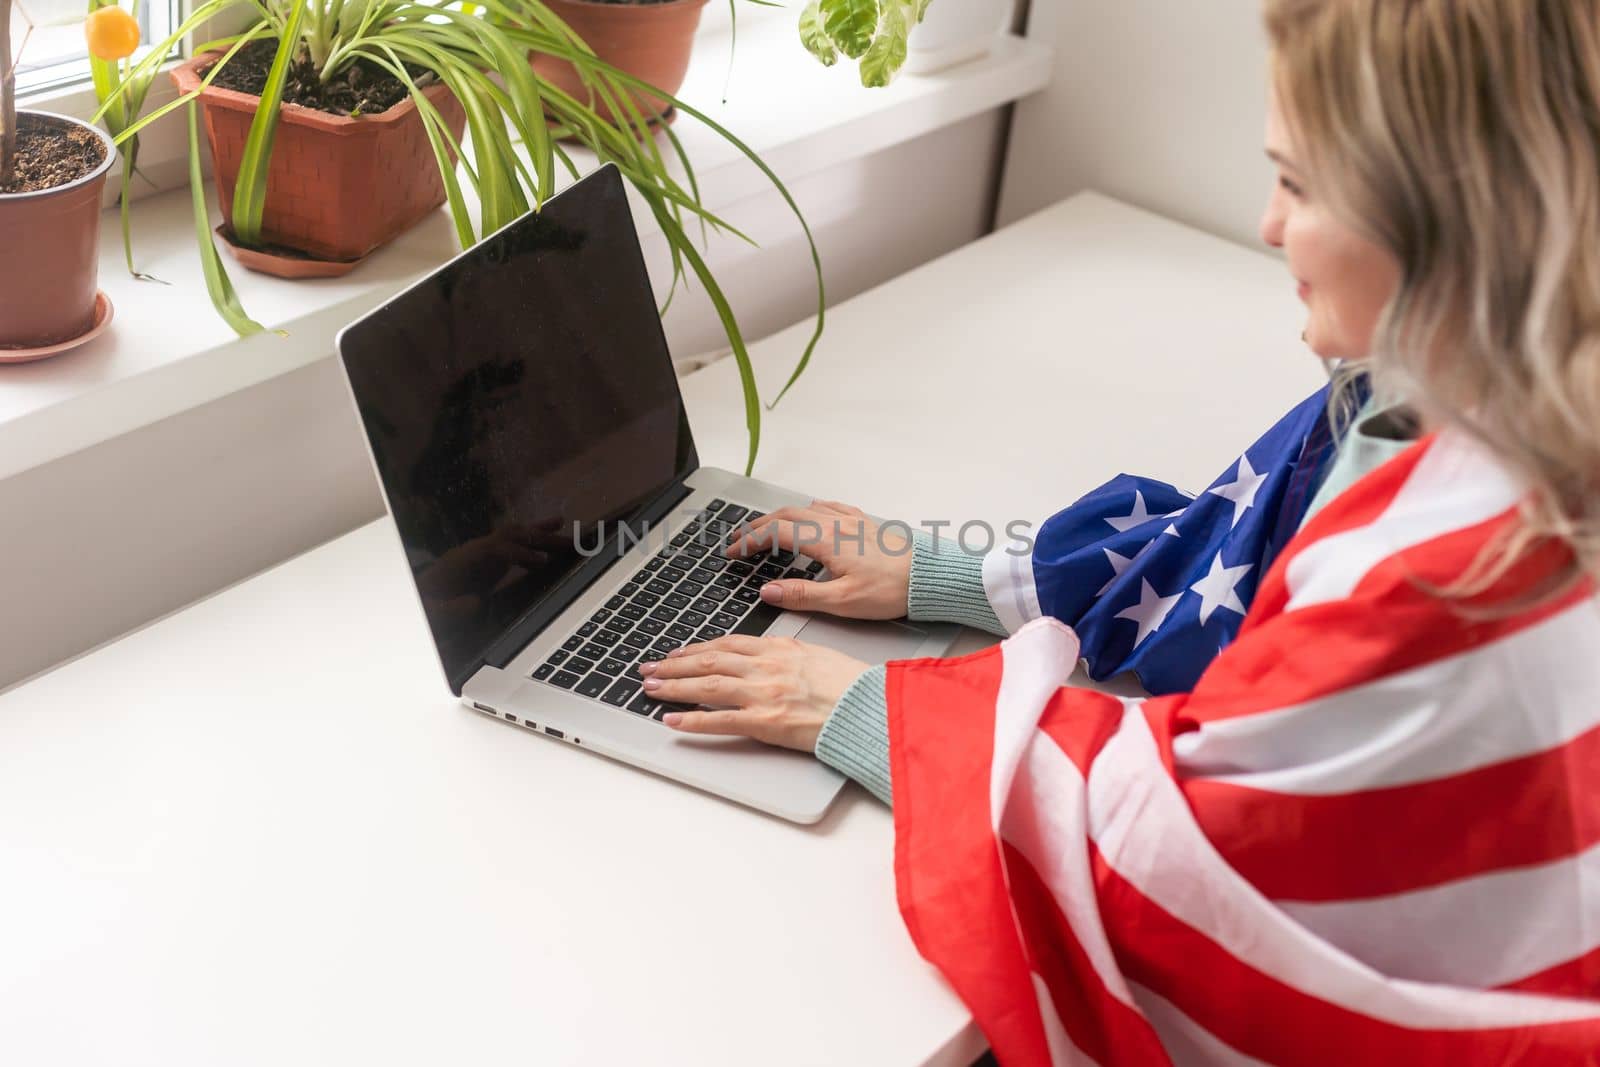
[1082,703,1600,1028]
[1032,972,1102,1066]
[991,619,1080,827]
[984,531,1042,634]
[1128,982,1272,1067]
[1278,839,1600,988]
[1285,431,1523,612]
[1171,595,1600,794]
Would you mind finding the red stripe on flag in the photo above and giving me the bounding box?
[888,648,1056,1066]
[1088,847,1600,1064]
[1002,840,1171,1065]
[1179,519,1588,726]
[1183,721,1600,901]
[1499,943,1600,1000]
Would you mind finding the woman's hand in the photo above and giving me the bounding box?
[725,499,913,620]
[637,635,870,752]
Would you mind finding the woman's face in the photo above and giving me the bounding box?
[1259,85,1400,361]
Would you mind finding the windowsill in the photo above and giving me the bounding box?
[0,18,1052,482]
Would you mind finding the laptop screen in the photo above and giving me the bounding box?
[339,166,697,691]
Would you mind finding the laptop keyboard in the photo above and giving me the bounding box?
[529,498,825,722]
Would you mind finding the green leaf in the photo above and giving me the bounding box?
[799,0,837,67]
[232,0,309,246]
[187,103,270,337]
[859,0,911,88]
[820,0,878,60]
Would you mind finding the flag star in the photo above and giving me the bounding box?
[1208,454,1269,527]
[1105,490,1156,533]
[1163,523,1181,537]
[1114,579,1183,648]
[1096,548,1135,595]
[1189,553,1254,625]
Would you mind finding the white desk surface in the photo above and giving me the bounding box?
[0,192,1321,1067]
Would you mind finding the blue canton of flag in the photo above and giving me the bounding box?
[1025,386,1341,694]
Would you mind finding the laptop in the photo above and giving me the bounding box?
[335,164,959,823]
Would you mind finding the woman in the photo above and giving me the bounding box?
[642,0,1600,1058]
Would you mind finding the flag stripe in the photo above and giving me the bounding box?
[1126,983,1275,1067]
[1500,942,1600,999]
[984,530,1042,633]
[1182,716,1600,902]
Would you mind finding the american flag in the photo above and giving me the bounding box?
[888,430,1600,1064]
[982,385,1345,695]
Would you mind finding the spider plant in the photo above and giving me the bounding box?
[86,0,165,280]
[94,0,825,474]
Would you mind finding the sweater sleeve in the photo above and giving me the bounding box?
[814,665,893,806]
[906,529,1008,635]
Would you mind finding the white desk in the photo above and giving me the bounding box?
[0,193,1321,1066]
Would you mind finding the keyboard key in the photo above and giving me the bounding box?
[686,568,717,587]
[702,586,731,603]
[627,693,661,716]
[669,532,689,548]
[718,504,749,525]
[615,603,644,621]
[806,559,825,575]
[644,557,665,572]
[590,608,613,625]
[612,642,643,663]
[649,605,679,623]
[632,568,653,584]
[635,618,667,636]
[698,625,728,641]
[638,648,667,664]
[707,498,727,511]
[680,610,708,628]
[603,679,642,707]
[690,597,718,615]
[623,631,652,649]
[579,642,609,661]
[679,580,705,599]
[652,636,683,654]
[546,649,570,666]
[632,591,660,609]
[666,622,695,641]
[596,657,627,676]
[783,568,812,581]
[577,621,597,638]
[533,663,555,680]
[727,560,756,577]
[710,611,740,630]
[664,592,692,610]
[576,673,612,699]
[593,628,623,648]
[732,587,761,605]
[549,670,581,689]
[619,582,639,598]
[732,603,782,637]
[698,556,728,573]
[683,542,709,558]
[646,578,673,596]
[606,595,627,610]
[662,566,688,584]
[745,510,765,524]
[715,573,742,589]
[567,656,596,674]
[562,635,585,652]
[756,563,785,580]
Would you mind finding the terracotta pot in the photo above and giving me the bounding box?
[171,53,468,264]
[533,0,710,123]
[0,112,115,349]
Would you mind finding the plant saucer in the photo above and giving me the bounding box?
[0,292,115,364]
[214,225,367,280]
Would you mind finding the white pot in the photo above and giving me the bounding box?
[905,0,1013,75]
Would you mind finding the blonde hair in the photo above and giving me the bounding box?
[1264,0,1600,596]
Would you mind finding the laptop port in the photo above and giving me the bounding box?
[545,727,565,739]
[505,714,518,724]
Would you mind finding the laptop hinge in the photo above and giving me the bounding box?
[457,477,699,691]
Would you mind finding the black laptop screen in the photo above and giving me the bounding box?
[339,167,697,691]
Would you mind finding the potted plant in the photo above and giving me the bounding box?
[530,0,710,123]
[0,0,119,357]
[98,0,825,472]
[799,0,930,87]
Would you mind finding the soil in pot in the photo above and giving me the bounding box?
[207,39,429,117]
[0,114,107,194]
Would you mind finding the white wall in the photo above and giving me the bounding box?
[0,110,1010,693]
[997,0,1274,252]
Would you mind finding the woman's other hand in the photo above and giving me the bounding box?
[725,499,913,620]
[637,635,870,752]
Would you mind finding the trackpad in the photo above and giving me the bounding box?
[792,615,931,665]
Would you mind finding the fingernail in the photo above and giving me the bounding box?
[666,647,684,657]
[662,713,683,727]
[638,662,656,675]
[760,583,783,604]
[643,678,661,691]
